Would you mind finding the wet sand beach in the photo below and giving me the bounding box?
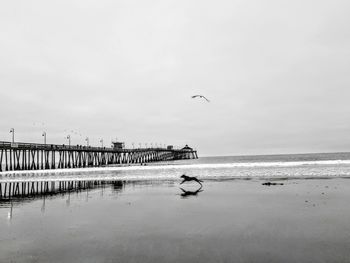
[1,178,350,263]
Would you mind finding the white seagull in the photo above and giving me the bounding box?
[191,95,210,102]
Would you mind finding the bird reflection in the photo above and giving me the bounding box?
[180,186,203,198]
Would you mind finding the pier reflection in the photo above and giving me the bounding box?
[0,180,125,207]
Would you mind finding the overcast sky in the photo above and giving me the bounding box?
[0,0,350,156]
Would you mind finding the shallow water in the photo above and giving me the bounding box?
[1,178,350,263]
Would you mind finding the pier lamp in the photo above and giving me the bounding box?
[9,128,14,143]
[132,143,134,149]
[66,135,71,147]
[85,137,89,147]
[100,139,103,148]
[42,132,47,145]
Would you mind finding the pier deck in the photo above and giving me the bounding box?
[0,141,198,172]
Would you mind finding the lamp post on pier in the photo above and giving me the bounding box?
[100,139,104,148]
[66,135,71,147]
[42,132,47,145]
[9,128,14,143]
[85,137,89,147]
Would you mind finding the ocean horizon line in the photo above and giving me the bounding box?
[201,151,350,158]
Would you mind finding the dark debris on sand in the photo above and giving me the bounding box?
[262,182,284,186]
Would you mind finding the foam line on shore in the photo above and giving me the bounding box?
[1,174,349,184]
[1,174,350,184]
[1,159,350,177]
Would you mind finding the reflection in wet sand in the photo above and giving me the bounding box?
[1,179,350,262]
[0,180,125,208]
[180,186,203,198]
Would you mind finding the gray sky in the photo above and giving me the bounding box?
[1,0,350,156]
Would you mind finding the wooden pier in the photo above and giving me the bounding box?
[0,141,198,172]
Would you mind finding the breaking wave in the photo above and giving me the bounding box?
[1,159,350,182]
[1,159,350,174]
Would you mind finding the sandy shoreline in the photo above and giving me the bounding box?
[1,178,350,262]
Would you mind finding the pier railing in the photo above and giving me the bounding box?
[0,141,198,172]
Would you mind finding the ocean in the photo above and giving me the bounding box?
[2,152,350,181]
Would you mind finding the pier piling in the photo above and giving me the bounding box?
[0,141,198,172]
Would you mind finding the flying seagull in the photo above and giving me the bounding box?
[191,95,210,102]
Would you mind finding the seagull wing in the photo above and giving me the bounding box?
[191,94,210,102]
[202,96,210,102]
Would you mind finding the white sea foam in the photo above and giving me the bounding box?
[1,159,350,178]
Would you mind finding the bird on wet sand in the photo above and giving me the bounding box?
[191,95,210,102]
